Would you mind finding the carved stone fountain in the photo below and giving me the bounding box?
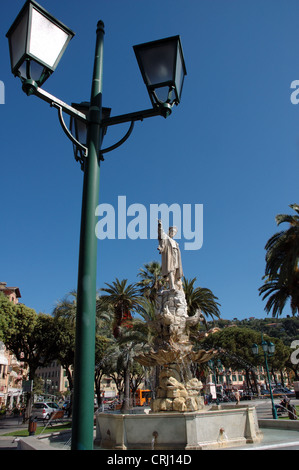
[95,221,263,449]
[136,287,216,413]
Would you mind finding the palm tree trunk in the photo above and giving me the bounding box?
[121,367,130,413]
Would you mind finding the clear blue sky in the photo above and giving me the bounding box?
[1,0,299,320]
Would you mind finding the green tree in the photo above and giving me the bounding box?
[201,326,289,392]
[52,290,113,409]
[98,279,143,412]
[52,292,77,403]
[116,331,147,412]
[122,298,157,349]
[0,300,59,420]
[0,293,15,342]
[99,279,143,339]
[260,204,299,316]
[118,299,160,398]
[201,327,263,391]
[264,204,299,282]
[259,273,299,317]
[137,261,165,301]
[52,316,75,396]
[182,277,221,322]
[94,334,114,406]
[53,291,77,325]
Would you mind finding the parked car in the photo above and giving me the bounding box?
[45,402,60,410]
[31,402,58,420]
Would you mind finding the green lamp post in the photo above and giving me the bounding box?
[252,335,277,419]
[6,0,187,450]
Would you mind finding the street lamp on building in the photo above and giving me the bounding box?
[6,0,187,450]
[252,335,277,419]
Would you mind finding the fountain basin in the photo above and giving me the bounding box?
[95,405,263,450]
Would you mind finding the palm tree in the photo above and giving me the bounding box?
[118,298,157,352]
[52,292,78,414]
[53,290,77,327]
[98,278,143,338]
[137,261,166,302]
[259,272,299,317]
[264,204,299,283]
[182,277,221,322]
[117,299,160,403]
[53,289,110,328]
[260,204,299,317]
[97,279,143,412]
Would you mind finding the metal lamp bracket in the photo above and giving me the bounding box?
[22,83,172,165]
[53,104,137,163]
[99,102,172,157]
[100,120,134,157]
[52,102,88,157]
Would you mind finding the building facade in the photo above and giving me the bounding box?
[0,282,26,408]
[0,341,26,408]
[0,281,21,304]
[35,361,70,398]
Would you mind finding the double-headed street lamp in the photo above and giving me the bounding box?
[6,0,187,450]
[252,335,277,419]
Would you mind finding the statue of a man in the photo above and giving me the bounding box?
[158,219,183,290]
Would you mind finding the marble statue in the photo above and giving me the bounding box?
[158,219,183,290]
[135,220,217,412]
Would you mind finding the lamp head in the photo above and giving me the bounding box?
[262,340,268,354]
[268,342,275,355]
[6,0,74,92]
[133,35,187,111]
[70,102,111,167]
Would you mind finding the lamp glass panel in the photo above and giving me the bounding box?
[75,118,88,146]
[268,342,275,354]
[9,9,28,71]
[262,341,268,353]
[17,59,45,82]
[140,42,176,87]
[29,7,70,68]
[70,104,89,157]
[154,85,174,103]
[175,47,185,99]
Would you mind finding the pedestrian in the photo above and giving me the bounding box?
[235,390,240,405]
[287,402,297,420]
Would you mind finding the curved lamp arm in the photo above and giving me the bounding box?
[101,121,134,156]
[52,103,88,157]
[21,83,171,164]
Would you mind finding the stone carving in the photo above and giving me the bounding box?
[136,221,217,413]
[137,288,216,412]
[151,363,205,412]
